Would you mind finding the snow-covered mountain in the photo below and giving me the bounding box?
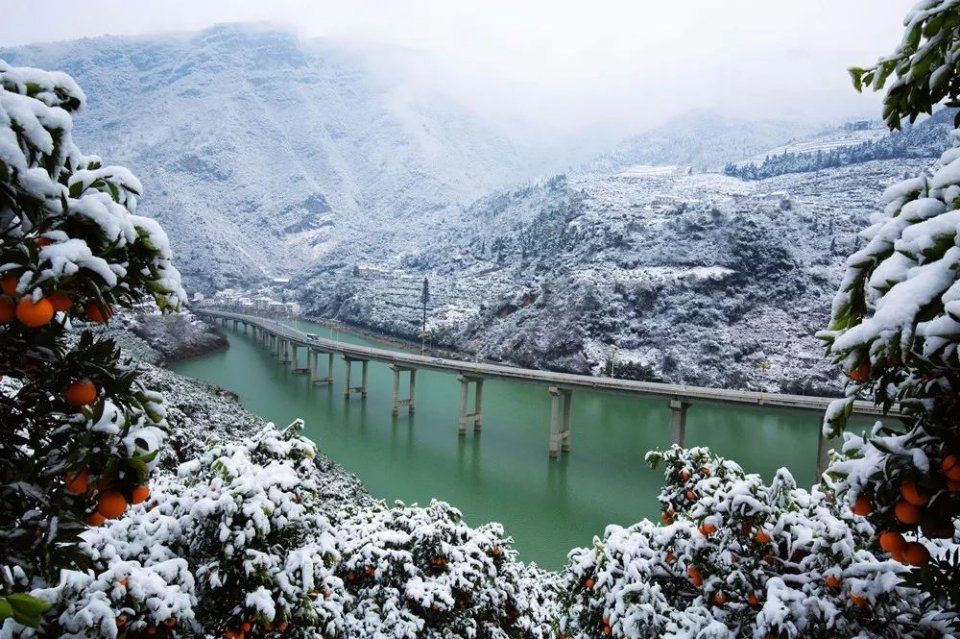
[582,110,823,174]
[1,25,550,290]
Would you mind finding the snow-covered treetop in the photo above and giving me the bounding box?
[0,59,184,311]
[851,0,960,129]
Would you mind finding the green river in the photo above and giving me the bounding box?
[170,317,850,569]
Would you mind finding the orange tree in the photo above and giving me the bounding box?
[0,60,184,626]
[820,0,960,610]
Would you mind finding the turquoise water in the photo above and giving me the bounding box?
[170,318,846,569]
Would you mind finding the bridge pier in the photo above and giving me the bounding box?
[343,356,368,399]
[308,349,334,384]
[669,398,690,447]
[457,374,483,435]
[548,386,573,457]
[390,364,417,415]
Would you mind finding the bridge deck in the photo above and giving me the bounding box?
[198,309,883,418]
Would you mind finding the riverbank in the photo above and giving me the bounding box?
[115,307,229,365]
[106,325,372,507]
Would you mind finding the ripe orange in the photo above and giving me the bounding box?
[585,578,595,590]
[97,490,128,519]
[65,379,97,407]
[699,523,716,536]
[164,619,177,628]
[602,616,610,625]
[687,566,703,587]
[824,575,841,588]
[665,552,675,564]
[713,591,727,605]
[35,236,54,247]
[0,274,18,297]
[65,469,89,495]
[942,455,958,473]
[116,615,127,628]
[878,531,905,555]
[602,625,611,636]
[241,622,252,633]
[685,490,697,500]
[131,485,151,505]
[894,499,923,525]
[849,594,868,606]
[85,301,113,324]
[679,469,691,481]
[851,496,873,516]
[699,466,711,475]
[900,542,930,567]
[900,481,928,506]
[754,530,772,544]
[947,464,960,481]
[849,361,871,382]
[16,296,54,327]
[85,512,106,527]
[747,593,760,607]
[0,297,14,324]
[48,292,72,312]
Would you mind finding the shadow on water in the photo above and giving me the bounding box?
[170,318,870,569]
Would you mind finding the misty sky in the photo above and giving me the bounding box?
[0,0,915,132]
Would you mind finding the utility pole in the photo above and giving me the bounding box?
[420,277,430,355]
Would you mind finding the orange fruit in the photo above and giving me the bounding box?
[278,622,288,632]
[849,594,868,606]
[85,301,113,323]
[699,523,716,536]
[878,531,905,555]
[65,379,97,407]
[164,619,177,628]
[824,575,841,588]
[747,593,760,606]
[685,490,697,500]
[116,615,127,628]
[947,464,960,481]
[851,496,873,516]
[942,454,958,472]
[900,542,930,567]
[85,512,106,527]
[35,236,54,247]
[601,616,610,625]
[0,274,18,297]
[241,622,251,632]
[894,499,922,525]
[713,591,727,605]
[48,292,72,312]
[687,566,703,587]
[16,296,54,327]
[97,491,128,519]
[679,469,691,481]
[602,626,611,636]
[131,485,151,505]
[754,530,771,544]
[0,296,14,324]
[65,469,89,495]
[849,361,871,382]
[585,578,595,590]
[665,552,675,564]
[900,481,928,506]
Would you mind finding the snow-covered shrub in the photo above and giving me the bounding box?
[561,447,953,639]
[819,0,960,609]
[0,60,184,628]
[336,500,559,639]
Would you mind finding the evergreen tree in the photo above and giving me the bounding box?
[819,0,960,610]
[0,60,184,626]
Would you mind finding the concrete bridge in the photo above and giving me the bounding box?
[196,309,885,477]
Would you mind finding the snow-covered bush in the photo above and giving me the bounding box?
[819,0,960,609]
[0,59,184,628]
[561,447,953,639]
[336,500,558,639]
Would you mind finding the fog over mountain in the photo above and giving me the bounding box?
[4,22,947,394]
